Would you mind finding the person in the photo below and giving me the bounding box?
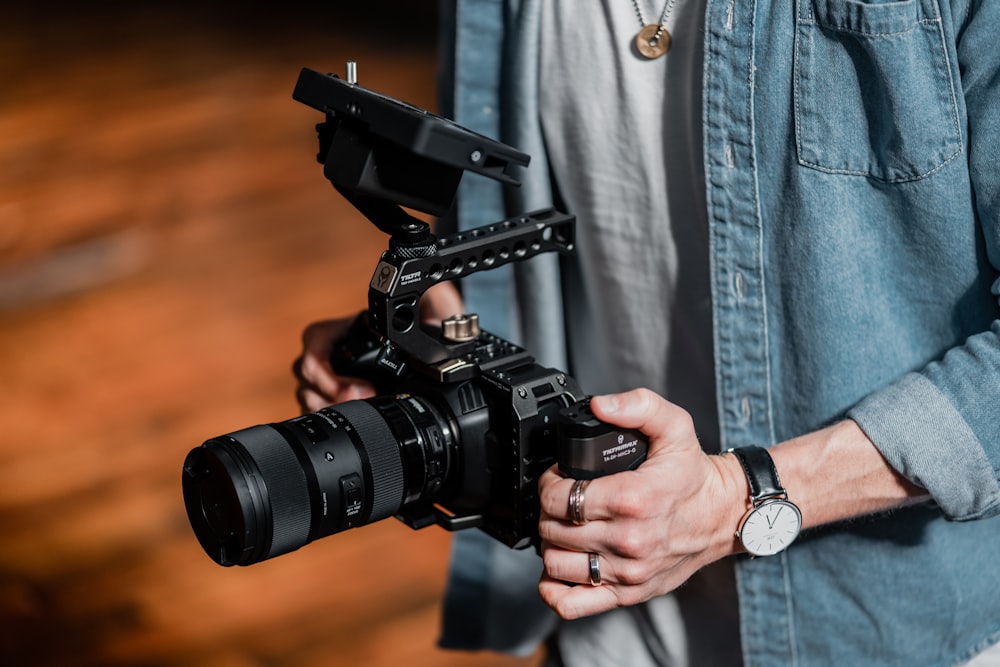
[295,0,1000,664]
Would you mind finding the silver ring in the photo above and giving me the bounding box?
[588,552,602,586]
[568,479,590,525]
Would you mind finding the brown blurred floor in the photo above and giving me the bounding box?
[0,5,540,666]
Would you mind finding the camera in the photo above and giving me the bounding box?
[181,64,647,567]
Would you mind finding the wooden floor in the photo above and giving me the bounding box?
[0,5,540,666]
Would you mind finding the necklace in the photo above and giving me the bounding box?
[630,0,679,59]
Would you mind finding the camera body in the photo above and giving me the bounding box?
[181,65,646,566]
[329,309,585,549]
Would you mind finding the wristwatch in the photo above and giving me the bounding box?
[727,445,802,557]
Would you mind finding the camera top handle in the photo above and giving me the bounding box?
[367,209,575,378]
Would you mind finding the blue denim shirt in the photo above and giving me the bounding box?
[438,0,1000,665]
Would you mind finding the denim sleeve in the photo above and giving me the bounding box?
[849,372,1000,520]
[848,0,1000,522]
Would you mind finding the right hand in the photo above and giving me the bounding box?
[293,282,465,413]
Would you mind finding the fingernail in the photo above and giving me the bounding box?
[594,394,620,413]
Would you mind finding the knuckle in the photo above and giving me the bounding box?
[615,529,648,560]
[537,520,555,542]
[615,559,652,586]
[553,601,577,620]
[303,355,338,390]
[670,408,695,433]
[542,553,567,581]
[613,585,648,608]
[299,353,321,380]
[541,549,556,573]
[301,318,343,353]
[301,320,325,345]
[539,483,566,517]
[632,387,658,407]
[303,391,329,413]
[608,486,646,520]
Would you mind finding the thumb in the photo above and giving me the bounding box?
[420,282,465,325]
[590,389,697,452]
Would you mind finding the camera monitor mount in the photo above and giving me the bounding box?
[293,65,529,244]
[292,64,576,379]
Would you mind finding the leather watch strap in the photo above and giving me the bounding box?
[728,445,784,501]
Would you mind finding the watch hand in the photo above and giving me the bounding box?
[766,505,783,529]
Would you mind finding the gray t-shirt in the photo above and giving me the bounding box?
[539,0,717,446]
[539,1,740,665]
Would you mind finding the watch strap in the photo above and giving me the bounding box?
[728,445,785,502]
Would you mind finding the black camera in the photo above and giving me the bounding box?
[181,64,647,567]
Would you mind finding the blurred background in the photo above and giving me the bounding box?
[0,3,540,666]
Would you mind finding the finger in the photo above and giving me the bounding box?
[591,388,696,451]
[537,512,605,554]
[538,467,636,525]
[338,381,376,401]
[541,543,615,586]
[300,320,338,363]
[420,282,464,325]
[297,380,377,413]
[538,470,591,523]
[538,572,621,621]
[298,351,341,400]
[297,385,334,413]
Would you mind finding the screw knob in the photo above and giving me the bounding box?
[441,314,480,342]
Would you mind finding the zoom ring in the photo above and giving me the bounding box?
[233,424,311,559]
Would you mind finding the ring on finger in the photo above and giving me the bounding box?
[588,552,602,586]
[568,479,590,525]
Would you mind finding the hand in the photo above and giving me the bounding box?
[293,282,465,412]
[537,388,747,619]
[294,316,375,411]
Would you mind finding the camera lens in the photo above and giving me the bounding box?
[182,397,452,566]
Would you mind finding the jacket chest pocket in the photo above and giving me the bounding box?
[793,0,963,182]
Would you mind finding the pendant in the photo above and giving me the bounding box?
[635,24,671,59]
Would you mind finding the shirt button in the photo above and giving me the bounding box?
[734,271,746,300]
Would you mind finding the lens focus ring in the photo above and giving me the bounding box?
[331,401,405,522]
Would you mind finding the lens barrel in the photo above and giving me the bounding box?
[182,397,449,566]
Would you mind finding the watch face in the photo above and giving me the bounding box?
[738,499,802,557]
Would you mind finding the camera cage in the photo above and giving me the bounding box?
[293,65,577,379]
[179,67,649,565]
[291,65,592,545]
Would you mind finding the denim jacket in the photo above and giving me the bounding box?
[437,1,1000,665]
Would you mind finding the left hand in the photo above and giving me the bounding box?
[292,282,464,412]
[537,388,746,619]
